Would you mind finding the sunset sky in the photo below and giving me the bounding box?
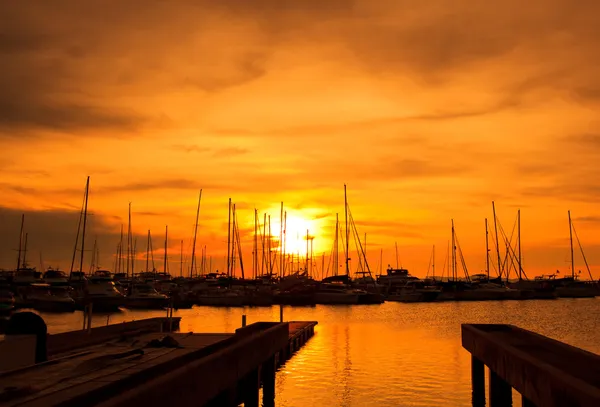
[1,1,599,279]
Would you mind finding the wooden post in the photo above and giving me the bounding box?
[242,368,259,407]
[262,355,276,407]
[279,304,283,322]
[471,355,485,407]
[242,314,247,327]
[489,370,512,407]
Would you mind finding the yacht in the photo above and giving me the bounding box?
[125,283,169,309]
[43,268,69,286]
[314,282,360,305]
[196,288,246,307]
[28,283,76,312]
[84,270,125,311]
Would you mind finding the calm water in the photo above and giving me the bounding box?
[39,299,600,407]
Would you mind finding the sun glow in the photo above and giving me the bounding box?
[266,211,330,258]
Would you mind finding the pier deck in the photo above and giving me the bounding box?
[462,324,600,407]
[0,319,317,407]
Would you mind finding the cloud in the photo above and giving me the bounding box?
[574,216,600,223]
[0,206,145,271]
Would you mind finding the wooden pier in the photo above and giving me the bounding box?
[462,324,600,407]
[0,318,317,407]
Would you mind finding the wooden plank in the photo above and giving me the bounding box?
[462,324,600,407]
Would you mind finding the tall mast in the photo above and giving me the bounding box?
[379,248,383,276]
[89,238,97,272]
[146,230,150,273]
[451,219,456,281]
[364,233,367,273]
[132,238,137,275]
[310,235,314,277]
[569,210,575,279]
[279,202,284,279]
[180,240,183,277]
[254,209,258,280]
[262,213,266,276]
[234,206,245,279]
[164,225,168,274]
[226,198,231,277]
[190,190,202,278]
[79,176,90,275]
[118,225,123,274]
[492,201,502,278]
[231,203,236,277]
[126,202,131,278]
[283,211,287,276]
[518,210,522,281]
[433,244,436,278]
[485,218,490,281]
[334,213,339,276]
[22,233,28,268]
[306,229,309,275]
[16,214,24,270]
[344,184,350,276]
[268,215,272,274]
[395,242,399,269]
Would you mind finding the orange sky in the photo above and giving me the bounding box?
[1,1,599,279]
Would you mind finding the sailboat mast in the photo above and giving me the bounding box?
[16,214,24,270]
[279,202,284,278]
[306,229,309,275]
[79,176,90,275]
[146,230,150,273]
[492,201,502,279]
[433,245,436,278]
[518,210,522,281]
[254,209,258,280]
[23,233,28,267]
[118,225,123,274]
[364,233,367,273]
[190,190,202,278]
[451,219,456,281]
[232,203,237,277]
[226,198,231,277]
[283,211,287,276]
[262,213,266,276]
[180,240,183,277]
[334,213,339,276]
[344,184,349,276]
[164,225,168,274]
[485,218,490,281]
[126,202,131,278]
[395,242,399,269]
[268,215,272,274]
[568,210,575,279]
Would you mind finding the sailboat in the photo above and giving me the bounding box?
[554,211,598,298]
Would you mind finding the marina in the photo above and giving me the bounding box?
[0,301,598,406]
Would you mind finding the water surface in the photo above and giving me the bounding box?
[39,298,600,407]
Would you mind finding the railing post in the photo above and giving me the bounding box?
[262,355,276,407]
[242,314,247,327]
[489,370,512,407]
[471,355,485,407]
[279,304,283,322]
[242,368,259,407]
